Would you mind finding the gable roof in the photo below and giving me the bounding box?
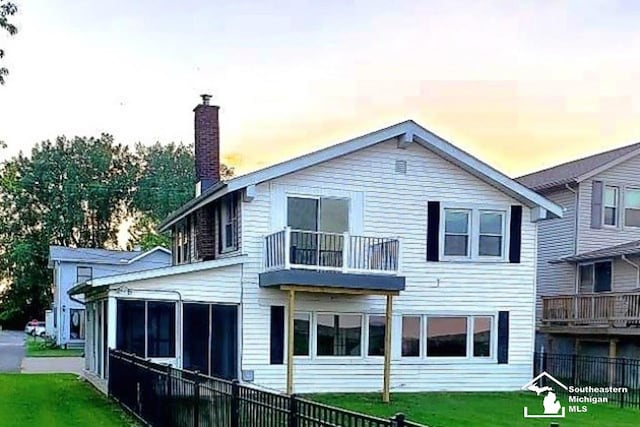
[517,142,640,191]
[48,245,171,267]
[158,120,563,231]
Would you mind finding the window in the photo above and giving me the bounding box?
[287,196,349,267]
[294,312,311,356]
[367,316,386,356]
[625,188,640,227]
[604,186,619,226]
[116,300,176,358]
[473,317,492,357]
[578,264,594,291]
[76,267,92,284]
[69,309,85,340]
[220,195,238,252]
[174,223,188,264]
[147,302,176,358]
[316,314,362,356]
[594,261,612,293]
[423,316,494,359]
[401,316,421,357]
[579,261,612,293]
[443,209,470,257]
[478,211,504,257]
[427,317,468,357]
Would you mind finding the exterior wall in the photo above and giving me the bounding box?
[53,250,171,346]
[577,154,640,253]
[239,139,539,393]
[535,187,577,317]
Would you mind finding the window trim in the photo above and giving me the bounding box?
[220,195,239,253]
[439,205,510,262]
[478,210,506,258]
[76,266,93,284]
[624,186,640,228]
[603,185,620,228]
[442,208,472,259]
[577,260,614,293]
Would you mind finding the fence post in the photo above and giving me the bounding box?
[231,379,240,427]
[620,358,626,408]
[288,394,298,427]
[549,423,559,427]
[391,413,406,427]
[193,371,201,427]
[165,364,172,427]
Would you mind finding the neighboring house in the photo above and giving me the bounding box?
[518,142,640,359]
[48,246,171,350]
[70,95,561,394]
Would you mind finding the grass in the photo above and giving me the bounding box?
[0,374,135,427]
[25,336,84,357]
[309,392,640,427]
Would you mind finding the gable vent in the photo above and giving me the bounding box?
[395,160,407,174]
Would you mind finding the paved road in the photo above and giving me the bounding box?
[0,330,25,372]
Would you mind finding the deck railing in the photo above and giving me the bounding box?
[264,227,400,274]
[541,292,640,326]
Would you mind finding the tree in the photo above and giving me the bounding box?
[0,1,18,85]
[128,142,234,250]
[0,134,138,327]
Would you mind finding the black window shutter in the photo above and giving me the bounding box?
[217,204,223,254]
[497,311,509,364]
[270,306,285,365]
[509,206,522,263]
[426,201,440,261]
[591,180,603,229]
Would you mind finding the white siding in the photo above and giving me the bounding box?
[240,139,538,393]
[535,188,576,316]
[108,263,242,303]
[578,154,640,253]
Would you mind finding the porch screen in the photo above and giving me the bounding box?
[116,300,145,357]
[147,302,176,357]
[116,300,176,358]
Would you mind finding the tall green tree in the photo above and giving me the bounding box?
[0,1,18,85]
[129,142,234,250]
[0,134,138,327]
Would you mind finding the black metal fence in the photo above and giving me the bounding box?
[108,349,426,427]
[534,352,640,409]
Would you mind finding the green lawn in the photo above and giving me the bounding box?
[0,374,135,427]
[310,392,640,427]
[25,337,84,357]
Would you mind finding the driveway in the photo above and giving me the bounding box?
[0,330,25,372]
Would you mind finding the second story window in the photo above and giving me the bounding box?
[578,261,612,293]
[624,188,640,227]
[478,211,505,257]
[77,266,92,283]
[220,195,238,252]
[603,185,619,226]
[443,209,470,257]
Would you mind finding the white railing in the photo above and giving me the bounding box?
[264,227,400,275]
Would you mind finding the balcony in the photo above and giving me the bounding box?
[260,228,404,293]
[541,292,640,334]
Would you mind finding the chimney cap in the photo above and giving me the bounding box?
[200,94,212,105]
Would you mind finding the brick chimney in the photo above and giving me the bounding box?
[194,94,220,195]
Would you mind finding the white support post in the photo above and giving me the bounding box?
[107,296,117,349]
[284,226,291,270]
[342,232,350,273]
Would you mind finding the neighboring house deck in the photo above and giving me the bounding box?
[518,142,640,357]
[70,95,561,396]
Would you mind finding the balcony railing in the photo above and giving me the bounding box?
[264,227,400,275]
[542,292,640,327]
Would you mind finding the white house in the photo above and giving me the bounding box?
[70,95,562,396]
[48,246,171,348]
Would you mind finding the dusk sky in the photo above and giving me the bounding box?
[2,0,640,177]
